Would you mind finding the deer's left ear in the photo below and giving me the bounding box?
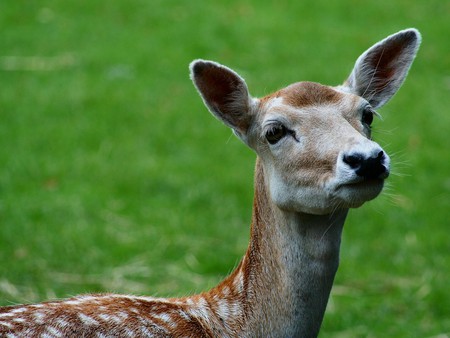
[190,60,255,143]
[344,28,421,108]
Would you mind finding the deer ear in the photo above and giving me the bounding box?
[344,28,421,108]
[190,60,255,141]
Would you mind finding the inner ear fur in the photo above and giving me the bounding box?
[190,60,253,135]
[345,28,421,108]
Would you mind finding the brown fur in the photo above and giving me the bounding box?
[262,82,343,108]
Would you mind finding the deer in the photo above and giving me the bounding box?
[0,28,420,337]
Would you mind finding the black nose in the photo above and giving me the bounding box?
[343,151,388,179]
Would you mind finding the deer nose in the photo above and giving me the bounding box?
[343,150,389,179]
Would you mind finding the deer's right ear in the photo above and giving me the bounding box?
[190,60,255,142]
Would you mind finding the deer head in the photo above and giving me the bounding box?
[191,29,420,215]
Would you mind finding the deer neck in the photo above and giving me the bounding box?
[205,158,348,337]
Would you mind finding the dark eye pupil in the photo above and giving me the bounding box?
[362,108,374,126]
[266,124,287,144]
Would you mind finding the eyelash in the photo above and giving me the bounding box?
[362,107,375,127]
[265,123,298,145]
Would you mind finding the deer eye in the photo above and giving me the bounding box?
[265,124,288,144]
[362,107,374,127]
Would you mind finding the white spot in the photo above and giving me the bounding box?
[138,316,157,327]
[12,317,26,323]
[98,313,112,322]
[63,295,98,306]
[130,307,140,313]
[33,312,46,324]
[11,307,27,314]
[168,319,178,329]
[189,298,210,320]
[96,333,108,338]
[230,301,241,317]
[0,321,13,328]
[78,313,99,326]
[140,326,153,336]
[109,315,123,324]
[55,317,70,328]
[152,312,172,323]
[196,297,207,308]
[217,299,230,320]
[0,313,14,318]
[130,295,170,304]
[117,311,129,320]
[6,333,18,338]
[46,326,62,336]
[118,299,130,306]
[77,295,99,302]
[108,294,147,302]
[179,311,191,321]
[233,274,244,293]
[123,327,135,337]
[221,286,231,296]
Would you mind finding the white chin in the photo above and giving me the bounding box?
[271,179,385,215]
[333,179,385,207]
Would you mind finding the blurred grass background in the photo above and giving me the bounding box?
[0,1,448,336]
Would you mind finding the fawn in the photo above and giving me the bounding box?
[0,28,420,337]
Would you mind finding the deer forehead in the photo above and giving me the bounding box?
[275,82,344,107]
[258,81,363,125]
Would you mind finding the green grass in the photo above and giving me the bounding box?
[0,0,448,336]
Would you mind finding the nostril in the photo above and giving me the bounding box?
[343,154,363,169]
[343,151,388,179]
